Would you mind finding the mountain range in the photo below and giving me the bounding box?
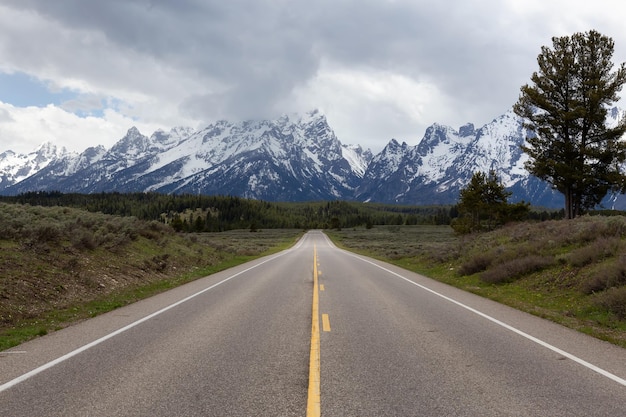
[2,108,626,209]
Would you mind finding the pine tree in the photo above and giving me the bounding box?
[452,171,528,233]
[514,30,626,219]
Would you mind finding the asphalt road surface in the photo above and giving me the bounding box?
[1,231,625,416]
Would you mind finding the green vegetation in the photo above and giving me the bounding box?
[0,202,303,350]
[4,192,626,351]
[452,170,530,233]
[515,30,626,219]
[327,217,626,348]
[0,192,455,230]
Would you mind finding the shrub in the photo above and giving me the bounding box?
[138,221,170,240]
[458,254,494,276]
[594,287,626,319]
[480,255,555,284]
[147,254,169,272]
[580,255,626,294]
[427,246,461,264]
[72,231,98,251]
[450,217,474,235]
[605,217,626,237]
[567,236,621,267]
[571,216,626,244]
[31,224,61,243]
[104,233,132,251]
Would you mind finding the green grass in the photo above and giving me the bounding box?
[326,220,626,348]
[5,201,626,351]
[0,255,256,351]
[0,203,304,350]
[1,245,301,351]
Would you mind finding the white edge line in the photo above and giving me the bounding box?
[0,248,293,393]
[342,250,626,387]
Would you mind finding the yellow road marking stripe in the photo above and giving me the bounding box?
[320,284,325,291]
[322,314,331,332]
[306,245,321,417]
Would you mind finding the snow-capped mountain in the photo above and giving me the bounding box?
[2,108,625,209]
[354,110,562,206]
[353,106,624,209]
[145,110,369,201]
[0,142,72,190]
[2,110,373,202]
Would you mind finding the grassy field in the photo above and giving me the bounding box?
[326,218,626,348]
[4,201,626,351]
[0,203,303,350]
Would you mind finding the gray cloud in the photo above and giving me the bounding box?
[1,0,626,152]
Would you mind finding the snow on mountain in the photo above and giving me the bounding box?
[2,107,625,209]
[341,144,372,177]
[2,110,372,201]
[0,142,71,191]
[415,123,474,185]
[147,110,366,201]
[355,109,562,206]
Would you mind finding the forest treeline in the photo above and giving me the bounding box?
[0,191,566,232]
[0,192,456,232]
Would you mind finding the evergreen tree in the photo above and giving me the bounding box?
[452,171,528,233]
[514,30,626,219]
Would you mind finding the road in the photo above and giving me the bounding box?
[1,231,625,416]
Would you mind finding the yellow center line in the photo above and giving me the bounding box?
[322,314,331,332]
[307,245,321,417]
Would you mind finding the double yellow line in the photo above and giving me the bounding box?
[307,245,321,417]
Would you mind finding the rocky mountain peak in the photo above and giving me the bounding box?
[459,123,475,137]
[109,127,150,156]
[3,108,626,209]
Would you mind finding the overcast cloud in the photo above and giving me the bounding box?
[1,0,626,154]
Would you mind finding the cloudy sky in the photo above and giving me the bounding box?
[1,0,626,154]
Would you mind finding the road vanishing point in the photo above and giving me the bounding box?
[1,231,625,416]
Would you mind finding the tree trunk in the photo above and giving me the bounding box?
[564,187,574,219]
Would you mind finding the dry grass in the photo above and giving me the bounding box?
[327,216,626,347]
[580,256,626,294]
[567,236,623,267]
[480,255,555,284]
[0,203,302,349]
[594,287,626,319]
[327,224,458,261]
[458,254,493,276]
